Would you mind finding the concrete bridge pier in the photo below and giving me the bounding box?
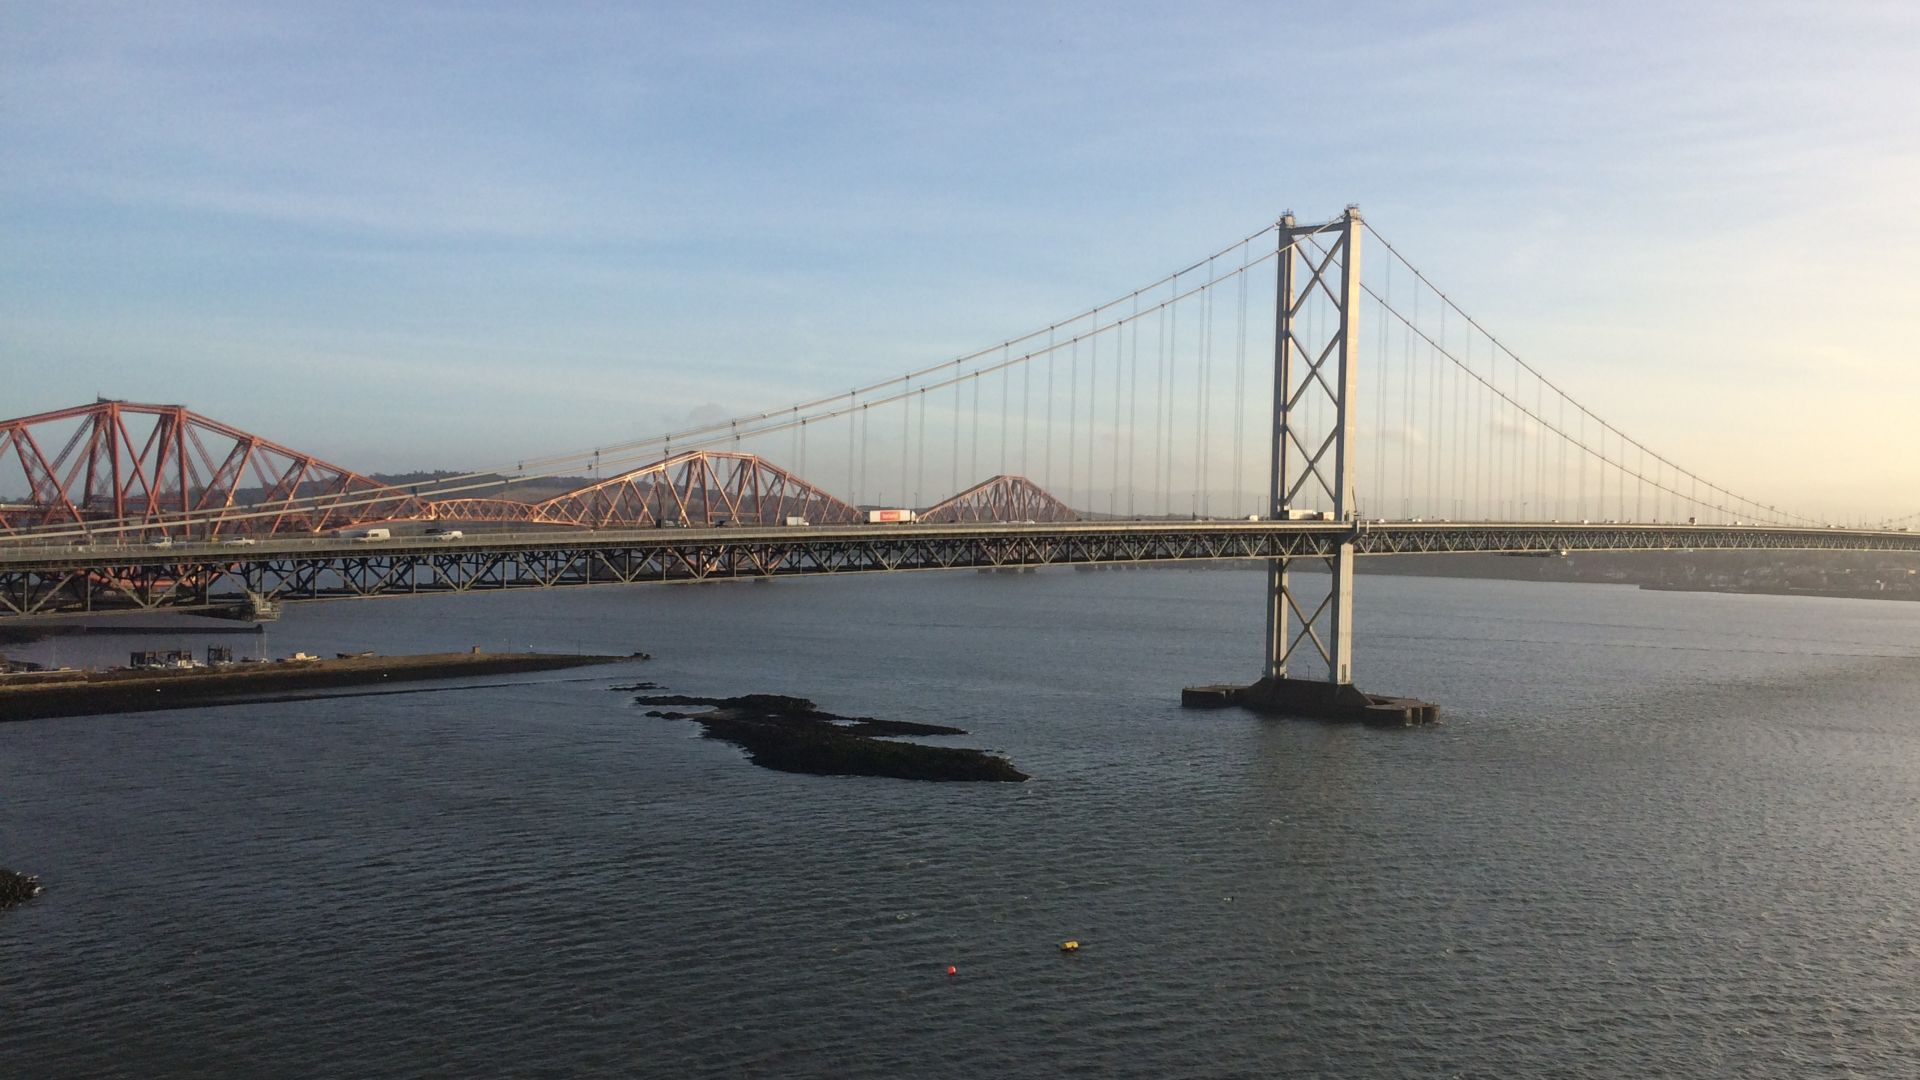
[1182,676,1440,726]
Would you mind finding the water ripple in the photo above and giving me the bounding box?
[5,572,1920,1076]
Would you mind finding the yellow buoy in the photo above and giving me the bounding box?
[1060,940,1080,952]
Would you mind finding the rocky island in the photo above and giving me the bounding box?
[632,692,1027,782]
[2,866,41,908]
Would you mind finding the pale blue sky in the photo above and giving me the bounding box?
[3,2,1915,516]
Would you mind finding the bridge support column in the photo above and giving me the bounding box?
[1329,542,1355,686]
[1262,543,1354,687]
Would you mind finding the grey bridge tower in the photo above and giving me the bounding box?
[1186,205,1438,723]
[1268,207,1361,687]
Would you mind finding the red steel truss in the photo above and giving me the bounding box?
[916,474,1077,524]
[427,450,863,528]
[0,401,1074,541]
[0,400,422,538]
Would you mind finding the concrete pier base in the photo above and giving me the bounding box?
[1182,676,1439,727]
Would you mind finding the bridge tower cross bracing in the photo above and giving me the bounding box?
[1266,206,1361,687]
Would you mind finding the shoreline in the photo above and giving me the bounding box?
[1639,583,1920,602]
[0,651,636,722]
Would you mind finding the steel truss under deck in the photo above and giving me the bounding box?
[3,522,1919,618]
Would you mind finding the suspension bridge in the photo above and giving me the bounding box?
[3,207,1915,716]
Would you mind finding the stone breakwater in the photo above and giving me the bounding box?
[631,692,1028,782]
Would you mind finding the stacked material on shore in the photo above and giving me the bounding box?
[1,866,41,908]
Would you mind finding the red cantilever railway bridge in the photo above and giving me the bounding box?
[0,399,1077,540]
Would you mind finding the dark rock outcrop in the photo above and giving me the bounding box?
[1,866,41,908]
[634,693,1026,782]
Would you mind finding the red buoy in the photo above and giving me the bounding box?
[946,965,957,976]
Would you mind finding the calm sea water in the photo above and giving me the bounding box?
[5,567,1920,1078]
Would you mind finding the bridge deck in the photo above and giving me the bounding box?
[3,521,1918,619]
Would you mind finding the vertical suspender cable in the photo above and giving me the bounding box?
[1198,257,1214,517]
[1092,317,1102,513]
[1382,255,1397,518]
[1471,334,1483,518]
[1456,333,1467,517]
[1536,381,1545,519]
[1111,302,1123,515]
[1098,315,1113,511]
[1067,335,1079,507]
[1485,339,1496,518]
[1001,346,1010,477]
[1489,349,1500,517]
[1022,343,1032,477]
[1510,362,1520,518]
[1045,327,1056,492]
[1127,295,1139,516]
[1488,343,1500,517]
[969,363,979,489]
[1635,446,1644,522]
[1557,395,1566,520]
[1497,342,1512,515]
[1167,277,1180,515]
[1154,290,1168,514]
[1234,243,1249,516]
[951,365,960,500]
[1620,432,1629,522]
[1431,305,1443,518]
[1403,285,1415,517]
[1578,409,1586,521]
